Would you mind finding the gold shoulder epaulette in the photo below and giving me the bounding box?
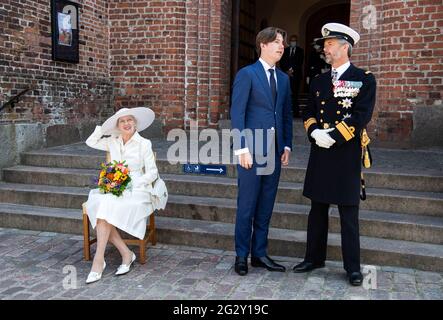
[365,70,372,74]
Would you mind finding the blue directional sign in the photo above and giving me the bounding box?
[183,164,227,175]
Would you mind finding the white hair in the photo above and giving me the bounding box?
[338,39,353,57]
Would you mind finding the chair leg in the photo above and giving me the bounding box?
[82,205,91,261]
[150,214,157,246]
[139,240,146,264]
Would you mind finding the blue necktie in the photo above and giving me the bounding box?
[269,68,277,107]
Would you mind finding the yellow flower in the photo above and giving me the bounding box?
[114,171,122,181]
[100,170,105,178]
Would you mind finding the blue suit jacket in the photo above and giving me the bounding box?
[230,60,293,156]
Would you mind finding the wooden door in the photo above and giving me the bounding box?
[231,0,256,84]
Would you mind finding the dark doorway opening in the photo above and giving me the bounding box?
[304,3,350,92]
[230,0,351,113]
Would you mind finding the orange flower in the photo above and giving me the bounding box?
[96,161,131,197]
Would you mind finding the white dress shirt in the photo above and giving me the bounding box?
[259,58,277,88]
[331,61,351,80]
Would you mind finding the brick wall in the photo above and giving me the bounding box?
[109,0,186,132]
[350,0,443,147]
[0,0,113,129]
[1,0,231,138]
[3,0,439,147]
[109,0,231,132]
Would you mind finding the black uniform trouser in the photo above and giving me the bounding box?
[304,201,361,273]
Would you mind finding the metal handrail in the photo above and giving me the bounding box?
[0,87,32,112]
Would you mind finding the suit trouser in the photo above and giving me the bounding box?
[235,151,281,258]
[304,201,361,273]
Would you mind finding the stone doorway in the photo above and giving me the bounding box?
[230,0,351,92]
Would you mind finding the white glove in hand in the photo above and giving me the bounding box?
[311,128,336,148]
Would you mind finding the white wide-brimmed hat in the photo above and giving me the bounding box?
[101,107,155,135]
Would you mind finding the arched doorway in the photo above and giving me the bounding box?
[229,0,351,98]
[303,2,350,92]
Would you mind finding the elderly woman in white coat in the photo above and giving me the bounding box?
[84,107,158,284]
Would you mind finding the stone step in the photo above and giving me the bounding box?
[0,182,441,244]
[0,202,82,235]
[3,167,443,217]
[293,119,307,137]
[0,182,88,209]
[163,195,443,245]
[21,151,443,193]
[158,162,442,193]
[293,135,310,145]
[0,203,441,272]
[162,174,443,217]
[3,165,98,188]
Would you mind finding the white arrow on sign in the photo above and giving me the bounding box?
[206,168,224,173]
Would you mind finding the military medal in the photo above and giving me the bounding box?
[333,80,362,98]
[341,98,353,109]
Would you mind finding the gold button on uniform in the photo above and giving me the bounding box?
[323,123,330,129]
[321,101,325,105]
[335,121,339,124]
[320,119,323,123]
[320,110,324,114]
[337,110,341,114]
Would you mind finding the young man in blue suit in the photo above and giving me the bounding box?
[230,27,293,276]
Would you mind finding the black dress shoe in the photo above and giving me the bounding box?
[348,272,363,286]
[292,261,325,273]
[234,256,248,276]
[251,256,286,272]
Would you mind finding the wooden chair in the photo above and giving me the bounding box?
[82,152,157,264]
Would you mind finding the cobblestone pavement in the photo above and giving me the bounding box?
[0,228,442,300]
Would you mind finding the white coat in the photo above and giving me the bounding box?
[85,126,158,239]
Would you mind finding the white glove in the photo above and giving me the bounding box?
[311,128,336,148]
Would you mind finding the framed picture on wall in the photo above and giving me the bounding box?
[51,0,79,63]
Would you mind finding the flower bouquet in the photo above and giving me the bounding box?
[96,160,131,197]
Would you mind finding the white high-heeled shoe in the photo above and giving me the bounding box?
[86,261,106,284]
[115,252,136,276]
